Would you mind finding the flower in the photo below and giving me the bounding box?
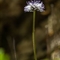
[24,0,45,12]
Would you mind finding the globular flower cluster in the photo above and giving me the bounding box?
[24,0,45,12]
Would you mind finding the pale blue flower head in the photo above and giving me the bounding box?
[24,0,45,12]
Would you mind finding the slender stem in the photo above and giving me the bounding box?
[32,10,37,60]
[13,39,17,60]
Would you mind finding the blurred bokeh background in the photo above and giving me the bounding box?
[0,0,60,60]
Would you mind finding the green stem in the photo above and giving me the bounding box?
[32,11,37,60]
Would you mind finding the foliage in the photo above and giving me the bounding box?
[0,48,10,60]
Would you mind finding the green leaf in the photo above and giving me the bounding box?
[4,54,10,60]
[0,48,10,60]
[0,48,5,60]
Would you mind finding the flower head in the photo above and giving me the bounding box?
[24,0,45,12]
